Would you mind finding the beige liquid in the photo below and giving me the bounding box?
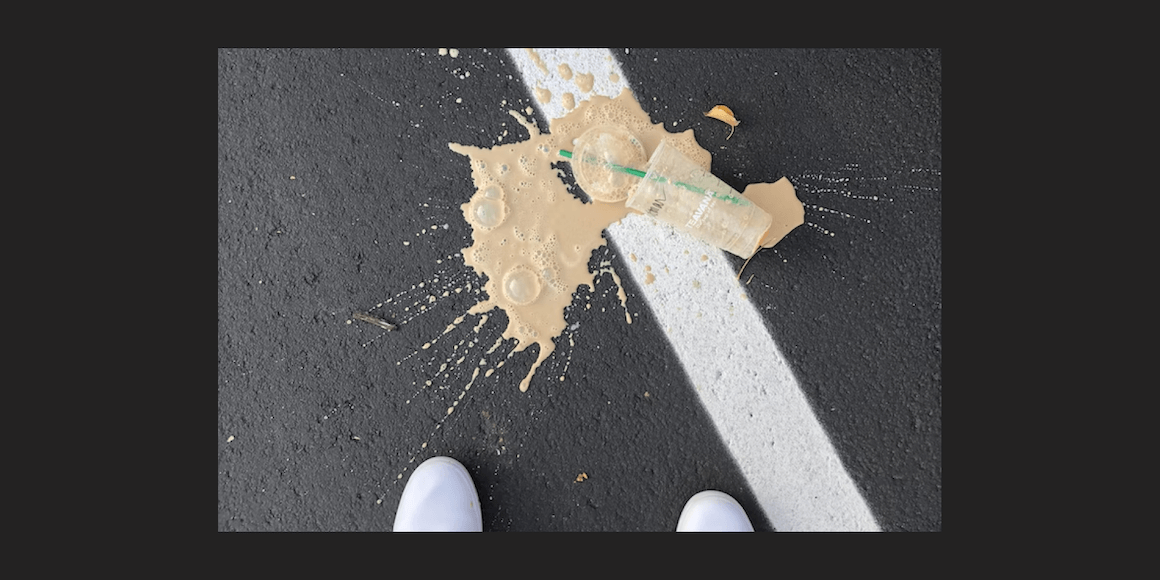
[534,86,551,104]
[448,88,801,392]
[524,48,548,74]
[574,72,595,93]
[745,179,805,248]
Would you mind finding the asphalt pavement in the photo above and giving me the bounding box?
[217,48,941,531]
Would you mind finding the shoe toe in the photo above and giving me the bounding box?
[676,490,755,532]
[393,456,482,532]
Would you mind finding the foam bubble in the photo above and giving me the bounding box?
[503,266,542,305]
[471,198,507,229]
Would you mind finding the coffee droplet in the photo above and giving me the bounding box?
[503,266,541,305]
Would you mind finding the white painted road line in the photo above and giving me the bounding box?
[508,48,880,531]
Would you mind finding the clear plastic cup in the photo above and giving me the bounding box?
[570,124,647,203]
[627,140,772,258]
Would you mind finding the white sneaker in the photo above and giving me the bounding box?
[676,490,755,532]
[393,456,483,532]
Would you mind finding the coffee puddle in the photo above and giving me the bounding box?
[448,88,805,392]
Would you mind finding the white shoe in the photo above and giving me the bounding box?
[393,456,483,532]
[676,490,755,532]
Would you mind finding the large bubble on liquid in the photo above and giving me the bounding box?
[470,192,507,229]
[570,124,647,203]
[502,266,542,306]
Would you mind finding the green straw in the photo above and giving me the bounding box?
[558,149,749,206]
[558,149,647,178]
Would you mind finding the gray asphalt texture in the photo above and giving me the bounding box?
[218,48,941,531]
